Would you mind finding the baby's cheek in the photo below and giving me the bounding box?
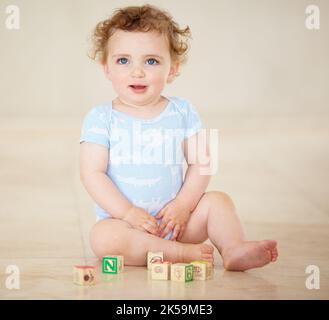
[112,74,127,87]
[110,77,123,91]
[150,74,167,89]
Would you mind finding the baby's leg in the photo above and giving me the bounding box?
[90,218,214,266]
[179,191,278,271]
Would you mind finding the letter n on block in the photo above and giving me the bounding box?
[102,255,124,274]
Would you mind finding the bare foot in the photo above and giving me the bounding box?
[222,240,278,271]
[181,243,214,264]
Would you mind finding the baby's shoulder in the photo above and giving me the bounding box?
[83,103,112,122]
[168,96,200,118]
[168,96,196,113]
[85,103,111,116]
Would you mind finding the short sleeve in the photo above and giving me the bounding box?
[79,106,111,149]
[183,101,203,139]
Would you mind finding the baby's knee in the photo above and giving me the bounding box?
[204,191,234,207]
[89,220,125,259]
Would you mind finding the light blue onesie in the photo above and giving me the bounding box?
[79,96,203,239]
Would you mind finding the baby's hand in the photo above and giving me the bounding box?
[123,206,160,236]
[155,198,191,241]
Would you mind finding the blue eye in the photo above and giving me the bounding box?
[146,58,159,65]
[117,57,128,65]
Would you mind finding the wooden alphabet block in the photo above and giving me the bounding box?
[170,263,193,282]
[102,255,124,274]
[151,261,171,280]
[147,251,163,270]
[73,265,96,286]
[190,260,213,280]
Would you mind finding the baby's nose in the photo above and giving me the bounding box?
[131,66,145,78]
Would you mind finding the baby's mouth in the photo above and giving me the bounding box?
[129,85,147,89]
[129,85,148,93]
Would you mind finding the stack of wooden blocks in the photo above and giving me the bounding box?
[73,252,214,285]
[148,251,213,282]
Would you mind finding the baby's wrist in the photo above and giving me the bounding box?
[123,205,136,222]
[174,196,192,213]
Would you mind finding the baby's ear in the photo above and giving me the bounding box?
[103,63,111,80]
[167,62,180,84]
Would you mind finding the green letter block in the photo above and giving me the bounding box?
[185,265,193,282]
[102,255,124,274]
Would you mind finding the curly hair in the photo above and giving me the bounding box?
[88,4,192,65]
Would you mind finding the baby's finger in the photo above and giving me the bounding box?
[142,222,159,236]
[159,219,171,236]
[155,208,165,219]
[135,225,147,233]
[170,224,181,241]
[158,217,169,232]
[145,218,160,232]
[147,216,159,228]
[160,220,175,238]
[177,225,186,241]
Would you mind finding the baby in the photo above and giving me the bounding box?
[80,4,278,271]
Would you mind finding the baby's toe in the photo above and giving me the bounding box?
[200,243,214,254]
[270,247,278,262]
[262,239,277,251]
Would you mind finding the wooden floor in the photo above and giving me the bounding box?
[0,115,328,299]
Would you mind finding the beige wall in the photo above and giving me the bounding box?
[0,0,328,118]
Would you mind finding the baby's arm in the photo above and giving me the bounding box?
[80,142,159,235]
[80,142,133,219]
[176,131,212,212]
[157,131,212,240]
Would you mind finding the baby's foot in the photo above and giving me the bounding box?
[181,243,214,264]
[222,240,278,271]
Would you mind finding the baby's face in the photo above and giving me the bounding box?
[104,30,178,106]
